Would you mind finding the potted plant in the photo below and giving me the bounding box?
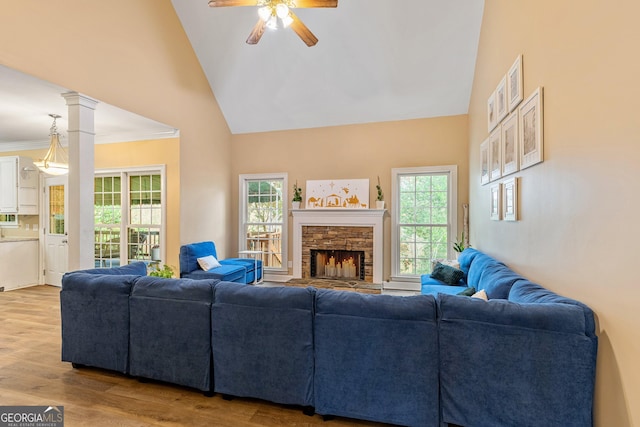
[148,263,175,278]
[292,181,302,209]
[453,231,470,257]
[375,176,385,209]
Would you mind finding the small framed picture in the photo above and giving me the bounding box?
[519,87,544,169]
[490,183,502,221]
[480,138,490,185]
[487,90,497,132]
[501,112,519,176]
[502,177,518,221]
[496,75,508,123]
[507,55,524,112]
[489,128,502,182]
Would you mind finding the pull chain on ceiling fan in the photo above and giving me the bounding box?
[208,0,338,46]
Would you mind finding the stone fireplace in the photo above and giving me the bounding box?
[292,209,384,284]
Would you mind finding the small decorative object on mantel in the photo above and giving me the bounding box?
[375,176,384,209]
[305,179,369,209]
[292,181,302,209]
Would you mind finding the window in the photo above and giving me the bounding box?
[391,166,457,283]
[94,167,165,268]
[239,174,287,272]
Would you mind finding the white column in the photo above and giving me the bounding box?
[63,92,98,270]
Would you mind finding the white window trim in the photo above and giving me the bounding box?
[390,165,458,288]
[95,165,166,265]
[238,172,288,273]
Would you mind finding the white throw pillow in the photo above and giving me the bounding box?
[197,255,221,271]
[471,289,488,301]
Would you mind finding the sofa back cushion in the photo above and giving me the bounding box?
[212,282,315,406]
[313,290,439,427]
[132,276,216,301]
[179,241,218,275]
[65,261,147,277]
[509,279,596,337]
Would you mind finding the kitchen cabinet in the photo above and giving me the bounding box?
[0,156,39,214]
[0,238,39,290]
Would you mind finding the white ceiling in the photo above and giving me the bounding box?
[172,0,485,134]
[0,65,178,152]
[0,1,484,149]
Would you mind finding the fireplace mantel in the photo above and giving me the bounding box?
[292,209,385,284]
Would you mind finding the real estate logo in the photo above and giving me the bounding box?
[0,406,64,427]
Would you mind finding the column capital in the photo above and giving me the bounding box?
[62,91,99,110]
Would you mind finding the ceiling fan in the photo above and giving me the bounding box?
[208,0,338,47]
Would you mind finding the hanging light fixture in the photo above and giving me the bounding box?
[34,114,68,176]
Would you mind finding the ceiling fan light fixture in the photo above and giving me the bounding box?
[275,3,289,19]
[281,14,293,28]
[258,6,271,21]
[266,15,278,29]
[34,114,68,176]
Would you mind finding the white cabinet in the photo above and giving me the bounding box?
[0,156,39,214]
[0,239,39,291]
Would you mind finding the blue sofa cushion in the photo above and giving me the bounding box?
[314,290,440,427]
[476,263,523,299]
[180,241,218,275]
[60,272,138,373]
[509,279,596,337]
[67,261,148,276]
[212,282,315,406]
[431,262,465,285]
[129,276,216,391]
[438,292,597,427]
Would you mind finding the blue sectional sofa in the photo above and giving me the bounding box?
[60,248,597,427]
[179,241,262,284]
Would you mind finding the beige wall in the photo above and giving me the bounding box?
[469,1,640,425]
[4,138,181,269]
[0,0,233,258]
[231,115,469,280]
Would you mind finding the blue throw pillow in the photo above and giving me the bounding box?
[431,262,464,285]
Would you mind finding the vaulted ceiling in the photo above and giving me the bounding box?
[172,0,485,134]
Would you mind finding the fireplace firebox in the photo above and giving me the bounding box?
[310,249,365,280]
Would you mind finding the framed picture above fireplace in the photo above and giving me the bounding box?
[305,179,370,209]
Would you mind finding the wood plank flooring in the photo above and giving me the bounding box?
[0,285,392,427]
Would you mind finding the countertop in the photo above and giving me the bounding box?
[0,236,39,242]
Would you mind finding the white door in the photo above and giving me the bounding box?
[43,176,68,287]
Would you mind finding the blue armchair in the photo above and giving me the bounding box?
[179,241,247,283]
[180,241,262,284]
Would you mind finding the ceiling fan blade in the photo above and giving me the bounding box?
[289,11,318,47]
[292,0,337,7]
[246,19,267,45]
[208,0,257,7]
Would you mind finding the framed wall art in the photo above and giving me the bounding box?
[507,55,524,112]
[490,183,502,221]
[480,138,490,185]
[519,87,544,169]
[487,90,497,132]
[305,179,369,209]
[501,112,519,176]
[496,75,508,123]
[502,177,518,221]
[489,128,502,182]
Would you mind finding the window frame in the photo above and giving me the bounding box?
[239,173,288,274]
[390,165,458,285]
[95,165,166,266]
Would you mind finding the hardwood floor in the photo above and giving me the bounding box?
[0,285,392,426]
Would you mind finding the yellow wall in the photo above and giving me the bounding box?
[468,1,640,425]
[0,0,233,257]
[231,115,469,279]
